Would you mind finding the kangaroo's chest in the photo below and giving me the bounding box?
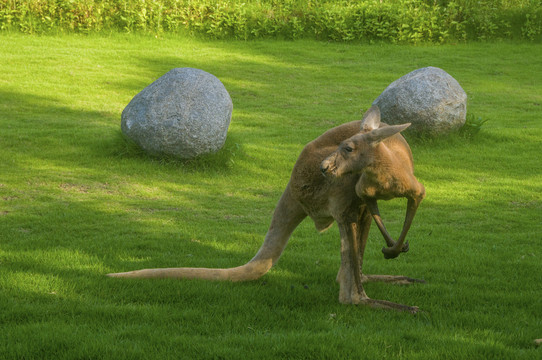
[356,171,408,200]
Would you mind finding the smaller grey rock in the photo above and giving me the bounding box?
[373,67,467,137]
[121,68,233,159]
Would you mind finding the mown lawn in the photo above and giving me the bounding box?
[0,34,541,359]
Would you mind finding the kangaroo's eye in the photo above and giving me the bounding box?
[344,146,353,153]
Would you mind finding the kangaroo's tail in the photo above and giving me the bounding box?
[107,185,307,281]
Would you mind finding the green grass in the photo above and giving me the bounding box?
[1,33,541,359]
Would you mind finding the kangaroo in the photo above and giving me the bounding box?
[108,105,426,313]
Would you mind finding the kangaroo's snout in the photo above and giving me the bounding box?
[321,154,338,177]
[320,164,329,175]
[320,157,335,176]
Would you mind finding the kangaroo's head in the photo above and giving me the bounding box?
[320,106,410,178]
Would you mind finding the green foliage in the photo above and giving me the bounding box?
[1,0,541,42]
[460,113,489,137]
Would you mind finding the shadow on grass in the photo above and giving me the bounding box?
[1,192,340,316]
[0,88,246,175]
[108,129,244,173]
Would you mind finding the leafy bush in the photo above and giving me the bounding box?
[460,113,489,138]
[0,0,541,43]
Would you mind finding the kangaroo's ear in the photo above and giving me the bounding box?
[360,105,381,132]
[365,123,411,144]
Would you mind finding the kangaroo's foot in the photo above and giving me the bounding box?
[338,273,422,313]
[362,274,425,285]
[361,298,419,314]
[338,275,420,313]
[339,290,419,313]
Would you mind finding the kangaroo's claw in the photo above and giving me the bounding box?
[382,247,400,259]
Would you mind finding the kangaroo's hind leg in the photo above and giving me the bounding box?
[336,206,420,313]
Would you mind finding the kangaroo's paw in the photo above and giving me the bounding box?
[362,274,425,285]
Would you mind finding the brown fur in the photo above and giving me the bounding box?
[108,106,425,313]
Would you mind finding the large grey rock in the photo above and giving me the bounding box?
[121,68,233,159]
[373,67,467,137]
